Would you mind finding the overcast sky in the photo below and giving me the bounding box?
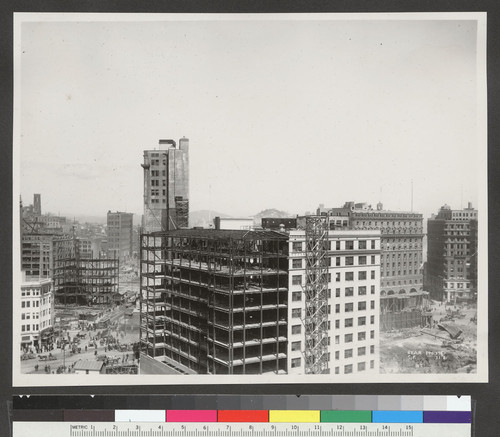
[16,14,485,221]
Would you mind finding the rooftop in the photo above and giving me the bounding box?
[144,229,287,240]
[73,360,104,372]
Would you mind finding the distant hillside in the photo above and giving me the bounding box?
[252,208,294,223]
[190,210,231,228]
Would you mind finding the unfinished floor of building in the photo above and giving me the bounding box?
[140,230,289,375]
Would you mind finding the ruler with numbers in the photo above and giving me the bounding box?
[13,422,470,437]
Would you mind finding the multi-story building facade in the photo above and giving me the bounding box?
[142,138,189,233]
[287,227,380,376]
[107,211,134,260]
[21,233,55,280]
[318,202,426,331]
[140,221,381,376]
[427,203,478,302]
[20,274,54,352]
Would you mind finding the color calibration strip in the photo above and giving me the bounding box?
[13,395,471,424]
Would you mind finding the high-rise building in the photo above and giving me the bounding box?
[317,202,426,331]
[287,225,381,376]
[426,203,478,302]
[107,211,134,260]
[142,138,189,233]
[139,220,381,376]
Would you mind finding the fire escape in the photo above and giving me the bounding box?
[302,216,330,374]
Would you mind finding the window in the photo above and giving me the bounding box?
[291,358,301,368]
[358,347,366,356]
[371,240,376,249]
[292,275,302,286]
[335,304,340,313]
[371,285,375,295]
[292,292,302,302]
[292,308,301,318]
[345,303,354,312]
[335,367,340,374]
[358,331,366,341]
[370,345,375,354]
[346,272,354,281]
[358,316,366,326]
[335,335,340,344]
[370,300,375,309]
[370,315,375,324]
[336,257,340,266]
[335,288,340,297]
[345,349,353,358]
[336,241,341,250]
[358,271,367,280]
[370,330,375,339]
[371,255,375,264]
[292,325,301,335]
[335,320,340,329]
[359,256,367,265]
[359,240,366,249]
[358,286,366,296]
[291,341,301,351]
[344,364,353,374]
[292,259,302,269]
[346,256,354,266]
[346,241,354,250]
[292,242,302,252]
[345,333,353,343]
[358,301,367,311]
[345,318,353,328]
[370,360,375,369]
[21,302,25,308]
[336,273,341,282]
[358,362,366,372]
[345,287,354,297]
[335,351,340,360]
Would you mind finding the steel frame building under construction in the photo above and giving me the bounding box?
[140,229,289,375]
[53,237,119,306]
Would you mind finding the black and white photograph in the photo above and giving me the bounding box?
[12,12,488,386]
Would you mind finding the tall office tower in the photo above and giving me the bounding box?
[141,138,189,233]
[107,211,134,260]
[33,193,41,216]
[427,203,478,303]
[317,202,425,331]
[287,219,381,376]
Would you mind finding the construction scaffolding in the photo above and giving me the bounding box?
[140,229,289,375]
[301,216,330,374]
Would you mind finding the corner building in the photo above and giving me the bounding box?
[287,229,380,376]
[427,203,478,302]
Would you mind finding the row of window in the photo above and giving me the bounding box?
[21,301,40,308]
[335,360,375,374]
[381,269,420,276]
[21,324,39,332]
[291,240,377,252]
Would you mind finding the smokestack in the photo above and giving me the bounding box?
[159,139,176,148]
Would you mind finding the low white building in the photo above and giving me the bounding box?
[20,273,54,352]
[73,360,104,375]
[287,228,381,376]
